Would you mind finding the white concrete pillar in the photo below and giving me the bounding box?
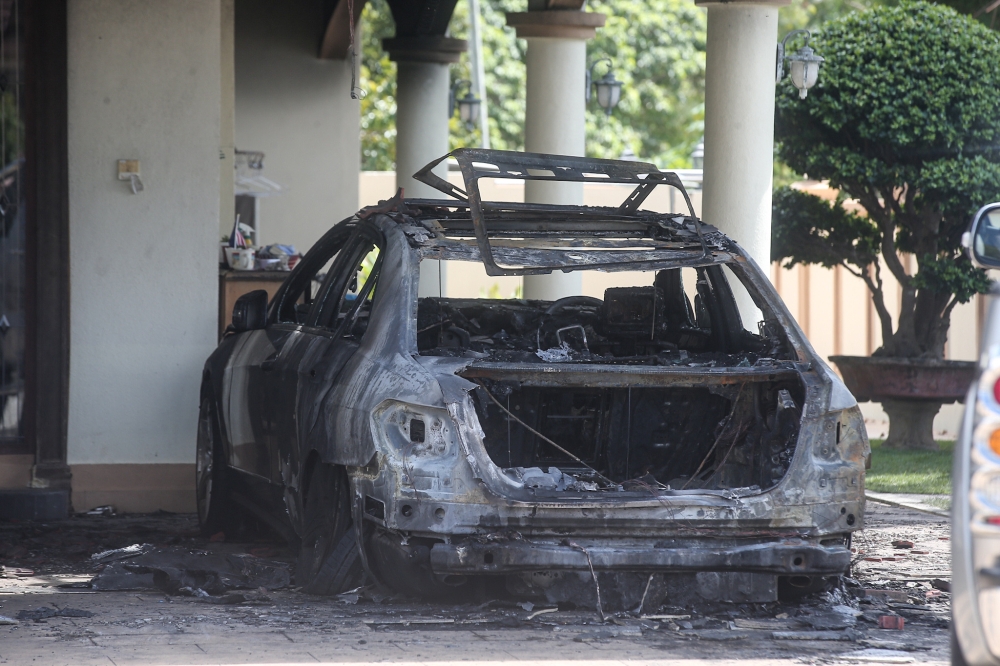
[698,0,786,274]
[385,37,465,296]
[507,11,605,301]
[395,61,450,200]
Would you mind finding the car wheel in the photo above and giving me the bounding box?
[196,393,233,536]
[297,464,365,595]
[952,624,969,666]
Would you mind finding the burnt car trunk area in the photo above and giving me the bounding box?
[468,381,802,492]
[415,266,805,493]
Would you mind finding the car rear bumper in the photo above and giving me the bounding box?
[428,537,850,575]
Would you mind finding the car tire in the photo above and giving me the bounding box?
[297,464,365,595]
[952,624,969,666]
[195,392,233,536]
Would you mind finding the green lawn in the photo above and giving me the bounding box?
[864,439,954,495]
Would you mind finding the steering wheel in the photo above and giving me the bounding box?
[535,296,604,351]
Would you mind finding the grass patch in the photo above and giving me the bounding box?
[864,439,953,495]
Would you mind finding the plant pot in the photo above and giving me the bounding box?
[829,355,975,450]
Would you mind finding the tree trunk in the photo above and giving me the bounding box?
[881,399,942,451]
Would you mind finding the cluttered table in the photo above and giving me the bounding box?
[217,243,299,339]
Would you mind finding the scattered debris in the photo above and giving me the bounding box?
[16,607,94,621]
[686,629,750,641]
[837,648,915,663]
[193,589,272,605]
[526,607,558,620]
[856,589,908,603]
[89,544,289,597]
[0,566,33,578]
[931,578,950,592]
[335,588,362,604]
[0,615,17,625]
[878,615,905,630]
[772,630,856,641]
[891,540,914,549]
[859,639,931,652]
[85,505,116,517]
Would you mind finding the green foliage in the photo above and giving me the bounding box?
[360,0,397,171]
[771,186,880,270]
[361,0,707,170]
[778,0,885,36]
[444,0,528,153]
[775,2,1000,219]
[911,253,991,302]
[865,439,953,494]
[772,2,1000,357]
[584,0,706,167]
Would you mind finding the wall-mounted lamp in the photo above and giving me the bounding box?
[586,58,623,117]
[449,79,481,132]
[690,141,704,170]
[776,30,825,99]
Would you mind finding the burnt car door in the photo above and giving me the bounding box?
[223,225,351,500]
[261,223,385,523]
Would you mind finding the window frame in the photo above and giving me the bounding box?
[311,223,386,339]
[268,222,355,326]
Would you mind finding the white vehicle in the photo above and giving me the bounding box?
[955,203,1000,666]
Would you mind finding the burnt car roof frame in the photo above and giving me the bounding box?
[413,148,707,277]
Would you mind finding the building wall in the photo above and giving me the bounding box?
[233,0,360,257]
[65,0,223,512]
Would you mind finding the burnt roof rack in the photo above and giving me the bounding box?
[412,148,709,276]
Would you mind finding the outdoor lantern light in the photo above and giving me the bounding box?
[691,141,704,170]
[586,58,623,117]
[776,30,825,99]
[449,79,481,131]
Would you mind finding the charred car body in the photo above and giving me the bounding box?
[197,150,869,606]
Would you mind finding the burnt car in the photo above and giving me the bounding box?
[196,149,869,606]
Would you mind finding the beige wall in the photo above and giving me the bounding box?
[66,1,222,467]
[62,0,225,511]
[234,0,360,256]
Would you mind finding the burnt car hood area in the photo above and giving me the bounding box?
[199,149,870,611]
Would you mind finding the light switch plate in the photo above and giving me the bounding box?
[117,159,140,180]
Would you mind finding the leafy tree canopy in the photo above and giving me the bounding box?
[360,0,706,171]
[773,1,1000,358]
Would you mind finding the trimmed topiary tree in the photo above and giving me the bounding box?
[772,1,1000,449]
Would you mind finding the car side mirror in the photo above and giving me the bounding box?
[232,290,268,332]
[964,202,1000,269]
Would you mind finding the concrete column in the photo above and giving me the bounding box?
[697,0,786,274]
[385,37,465,297]
[507,11,605,301]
